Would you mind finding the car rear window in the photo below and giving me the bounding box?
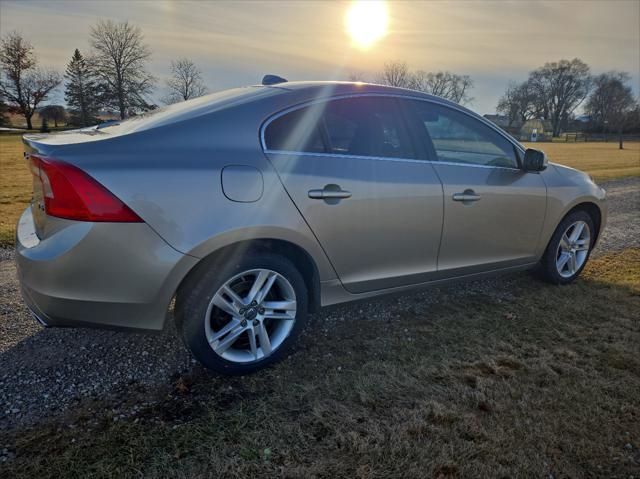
[264,106,326,153]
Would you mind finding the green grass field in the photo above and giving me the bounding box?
[0,131,638,246]
[2,248,638,477]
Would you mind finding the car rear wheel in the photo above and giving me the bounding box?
[538,210,595,285]
[177,253,308,375]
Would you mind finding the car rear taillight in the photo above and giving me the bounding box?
[28,155,143,222]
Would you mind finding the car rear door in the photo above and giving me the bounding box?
[263,96,443,293]
[404,99,547,275]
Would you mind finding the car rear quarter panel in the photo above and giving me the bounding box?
[49,98,337,282]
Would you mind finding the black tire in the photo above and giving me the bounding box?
[175,252,308,375]
[538,209,595,285]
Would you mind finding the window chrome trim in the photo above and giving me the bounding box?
[264,149,523,171]
[259,92,525,171]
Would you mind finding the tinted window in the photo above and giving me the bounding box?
[322,97,415,159]
[264,97,416,159]
[264,106,326,153]
[410,101,519,168]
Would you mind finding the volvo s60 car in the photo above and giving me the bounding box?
[16,81,606,374]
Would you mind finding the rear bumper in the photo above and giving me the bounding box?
[16,207,198,331]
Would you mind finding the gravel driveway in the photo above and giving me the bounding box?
[1,177,638,431]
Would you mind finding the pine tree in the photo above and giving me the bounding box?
[64,49,98,127]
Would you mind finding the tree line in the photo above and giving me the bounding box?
[350,61,474,105]
[359,59,638,145]
[496,58,638,142]
[0,20,208,129]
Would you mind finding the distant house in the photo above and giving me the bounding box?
[519,119,553,141]
[483,114,522,135]
[483,114,510,128]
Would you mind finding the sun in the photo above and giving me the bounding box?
[345,1,389,50]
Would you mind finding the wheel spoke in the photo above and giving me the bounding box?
[569,222,585,242]
[247,270,270,302]
[568,252,577,274]
[222,285,246,309]
[575,239,589,250]
[210,318,241,341]
[560,234,571,251]
[262,300,297,311]
[212,323,246,354]
[263,311,295,320]
[257,322,272,356]
[256,274,278,304]
[248,328,258,359]
[212,293,240,317]
[557,252,571,271]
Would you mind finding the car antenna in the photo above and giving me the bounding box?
[262,74,288,86]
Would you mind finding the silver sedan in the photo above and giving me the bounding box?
[16,81,606,374]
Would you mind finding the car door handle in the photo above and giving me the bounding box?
[452,191,481,202]
[308,186,352,200]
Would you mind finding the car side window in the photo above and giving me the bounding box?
[264,97,416,159]
[410,101,519,168]
[322,97,416,159]
[264,106,326,153]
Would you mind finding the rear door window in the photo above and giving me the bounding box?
[264,97,417,160]
[322,97,416,159]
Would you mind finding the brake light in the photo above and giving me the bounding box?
[29,155,143,222]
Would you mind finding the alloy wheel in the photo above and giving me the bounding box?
[204,269,297,363]
[555,220,591,278]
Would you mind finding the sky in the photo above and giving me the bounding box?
[1,0,639,115]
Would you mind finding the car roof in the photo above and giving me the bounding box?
[267,80,447,103]
[23,81,471,150]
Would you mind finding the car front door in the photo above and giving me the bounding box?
[405,99,547,275]
[263,96,443,293]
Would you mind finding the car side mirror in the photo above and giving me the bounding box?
[522,148,548,172]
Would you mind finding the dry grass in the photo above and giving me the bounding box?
[523,141,640,181]
[2,249,639,478]
[0,132,31,245]
[4,112,44,130]
[0,132,638,246]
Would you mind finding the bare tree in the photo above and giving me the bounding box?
[0,32,61,129]
[527,58,591,137]
[89,20,155,119]
[377,61,412,88]
[586,72,636,149]
[163,58,207,104]
[376,61,474,104]
[65,49,99,127]
[411,70,473,105]
[496,80,536,127]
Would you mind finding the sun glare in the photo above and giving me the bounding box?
[345,1,388,50]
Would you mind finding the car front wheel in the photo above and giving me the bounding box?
[538,210,595,285]
[177,252,308,375]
